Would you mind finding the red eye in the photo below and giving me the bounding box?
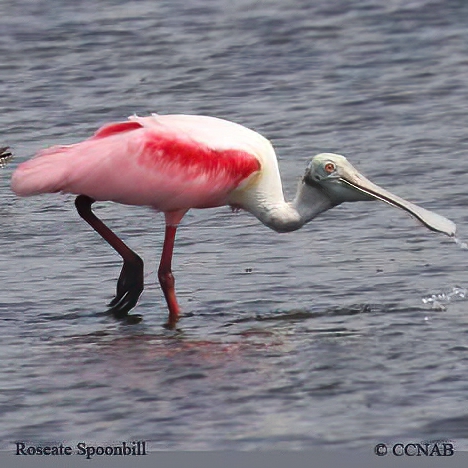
[324,162,335,173]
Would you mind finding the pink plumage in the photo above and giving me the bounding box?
[11,115,262,212]
[10,113,276,328]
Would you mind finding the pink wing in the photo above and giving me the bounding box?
[11,117,261,212]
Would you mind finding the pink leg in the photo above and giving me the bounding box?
[158,224,181,329]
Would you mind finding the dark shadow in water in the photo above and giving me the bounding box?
[38,302,428,344]
[225,302,426,324]
[415,415,468,441]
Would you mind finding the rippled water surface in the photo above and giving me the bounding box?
[1,0,468,451]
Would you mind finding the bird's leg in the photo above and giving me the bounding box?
[158,224,180,329]
[75,195,144,324]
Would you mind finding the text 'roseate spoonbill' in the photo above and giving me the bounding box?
[10,114,456,329]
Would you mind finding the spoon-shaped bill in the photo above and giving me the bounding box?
[340,172,456,237]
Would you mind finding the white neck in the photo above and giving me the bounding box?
[250,182,335,233]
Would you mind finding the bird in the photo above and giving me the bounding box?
[0,147,13,168]
[10,113,456,329]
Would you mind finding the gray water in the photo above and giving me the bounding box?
[1,0,468,452]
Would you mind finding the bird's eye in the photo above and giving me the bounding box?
[324,162,336,174]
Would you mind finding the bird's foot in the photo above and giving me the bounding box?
[107,256,144,324]
[163,320,178,331]
[162,309,180,330]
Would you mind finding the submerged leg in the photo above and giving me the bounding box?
[158,223,180,329]
[75,195,144,324]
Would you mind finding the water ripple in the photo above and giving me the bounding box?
[2,0,468,452]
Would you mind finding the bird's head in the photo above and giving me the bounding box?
[304,153,374,203]
[302,153,456,237]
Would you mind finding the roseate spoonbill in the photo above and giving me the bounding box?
[10,114,456,328]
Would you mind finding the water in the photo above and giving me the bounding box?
[1,0,468,452]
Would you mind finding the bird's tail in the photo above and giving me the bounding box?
[10,145,75,196]
[11,120,146,198]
